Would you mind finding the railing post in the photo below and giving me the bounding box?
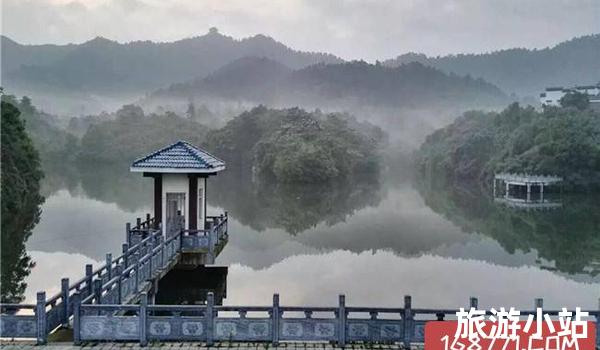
[61,278,70,327]
[403,295,413,348]
[126,222,131,246]
[122,243,129,268]
[338,294,346,346]
[93,279,102,304]
[115,264,123,304]
[206,292,214,346]
[136,217,142,229]
[208,222,215,255]
[36,292,47,345]
[146,213,151,226]
[160,236,165,268]
[85,264,93,298]
[139,292,148,346]
[105,253,113,281]
[73,292,81,345]
[148,239,153,276]
[272,294,280,346]
[134,258,140,293]
[470,297,478,309]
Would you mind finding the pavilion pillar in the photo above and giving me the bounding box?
[526,183,531,202]
[540,183,544,201]
[505,182,510,197]
[188,175,198,231]
[154,175,162,229]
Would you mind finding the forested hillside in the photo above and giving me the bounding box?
[385,34,600,97]
[152,59,507,111]
[79,105,209,163]
[1,29,341,94]
[416,102,600,188]
[0,94,77,161]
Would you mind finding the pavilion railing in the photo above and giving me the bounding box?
[181,213,228,253]
[1,213,230,344]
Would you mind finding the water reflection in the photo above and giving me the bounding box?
[41,161,151,212]
[223,250,599,310]
[210,172,383,234]
[17,161,600,308]
[26,190,149,260]
[156,266,228,305]
[416,178,600,276]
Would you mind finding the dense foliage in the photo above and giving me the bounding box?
[207,106,385,183]
[1,94,77,161]
[1,100,44,302]
[559,91,590,110]
[79,105,209,162]
[416,103,600,188]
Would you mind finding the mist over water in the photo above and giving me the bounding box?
[19,163,600,308]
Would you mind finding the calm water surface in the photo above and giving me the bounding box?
[20,164,600,309]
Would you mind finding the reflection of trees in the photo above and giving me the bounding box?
[77,161,151,212]
[42,160,151,212]
[210,172,383,234]
[1,101,45,303]
[416,177,600,276]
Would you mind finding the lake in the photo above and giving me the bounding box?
[16,161,600,310]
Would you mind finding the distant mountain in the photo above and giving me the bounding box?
[384,34,600,97]
[166,56,293,101]
[150,58,508,110]
[0,29,342,94]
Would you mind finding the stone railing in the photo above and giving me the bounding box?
[72,294,600,347]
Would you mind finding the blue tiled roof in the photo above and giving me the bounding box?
[130,140,225,173]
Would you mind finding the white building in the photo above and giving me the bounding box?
[539,83,600,106]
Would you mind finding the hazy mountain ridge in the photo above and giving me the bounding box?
[384,34,600,96]
[152,58,508,110]
[1,29,342,94]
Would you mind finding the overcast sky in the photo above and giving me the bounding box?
[2,0,599,61]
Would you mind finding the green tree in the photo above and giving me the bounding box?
[416,103,600,189]
[1,101,45,303]
[560,91,590,110]
[207,107,384,183]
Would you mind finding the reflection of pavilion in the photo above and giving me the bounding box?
[493,196,562,210]
[493,173,563,210]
